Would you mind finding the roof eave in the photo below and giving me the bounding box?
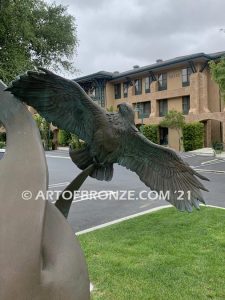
[110,53,214,81]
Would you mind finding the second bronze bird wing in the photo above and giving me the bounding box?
[117,130,209,212]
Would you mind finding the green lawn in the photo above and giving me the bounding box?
[78,207,225,300]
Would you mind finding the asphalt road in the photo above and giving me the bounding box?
[1,149,225,232]
[45,150,225,232]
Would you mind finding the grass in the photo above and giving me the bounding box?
[78,207,225,300]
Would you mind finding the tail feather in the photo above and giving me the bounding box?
[90,165,113,181]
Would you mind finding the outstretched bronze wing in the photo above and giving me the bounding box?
[6,68,106,143]
[117,130,209,212]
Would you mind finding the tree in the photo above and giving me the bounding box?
[160,110,185,151]
[0,0,78,83]
[33,114,51,150]
[209,57,225,101]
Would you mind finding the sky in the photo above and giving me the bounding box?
[47,0,225,78]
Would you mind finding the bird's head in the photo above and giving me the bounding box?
[117,102,135,123]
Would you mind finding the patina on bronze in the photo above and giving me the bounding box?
[0,81,90,299]
[6,68,209,214]
[55,164,95,218]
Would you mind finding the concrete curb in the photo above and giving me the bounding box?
[216,153,225,159]
[57,147,69,151]
[76,204,225,235]
[76,205,171,235]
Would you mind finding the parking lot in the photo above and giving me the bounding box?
[46,150,225,232]
[1,149,225,232]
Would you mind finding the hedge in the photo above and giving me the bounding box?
[0,132,6,142]
[140,124,159,144]
[0,141,5,149]
[183,122,204,151]
[58,129,71,146]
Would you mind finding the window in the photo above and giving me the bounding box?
[123,82,129,98]
[142,101,151,118]
[145,77,152,93]
[158,73,167,91]
[182,96,190,114]
[134,79,142,95]
[89,87,96,98]
[136,101,151,119]
[114,83,121,99]
[159,99,168,117]
[182,67,192,87]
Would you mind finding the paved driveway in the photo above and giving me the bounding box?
[1,149,224,232]
[45,150,225,232]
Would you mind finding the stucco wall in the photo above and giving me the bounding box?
[105,62,225,151]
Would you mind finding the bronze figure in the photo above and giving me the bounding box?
[6,68,209,213]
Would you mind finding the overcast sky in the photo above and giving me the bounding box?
[48,0,225,78]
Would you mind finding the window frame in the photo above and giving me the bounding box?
[137,101,151,118]
[145,76,151,93]
[182,67,192,87]
[114,83,121,99]
[123,82,129,98]
[158,73,167,91]
[134,79,142,95]
[159,99,168,117]
[182,96,190,115]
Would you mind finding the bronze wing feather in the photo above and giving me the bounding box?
[117,130,209,212]
[6,68,106,143]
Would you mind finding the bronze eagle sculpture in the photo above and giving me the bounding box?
[6,68,209,212]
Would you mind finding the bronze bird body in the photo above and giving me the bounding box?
[6,68,209,212]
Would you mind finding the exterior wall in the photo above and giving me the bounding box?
[168,97,183,112]
[167,68,183,90]
[211,120,222,144]
[106,64,225,151]
[168,128,180,150]
[105,82,115,110]
[207,71,221,112]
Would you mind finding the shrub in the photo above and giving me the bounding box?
[140,125,159,144]
[183,122,204,151]
[0,132,6,142]
[0,141,6,149]
[58,129,71,146]
[212,141,224,153]
[69,134,85,150]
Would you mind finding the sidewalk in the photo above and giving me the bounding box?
[215,152,225,159]
[57,147,69,151]
[55,146,225,158]
[189,147,225,158]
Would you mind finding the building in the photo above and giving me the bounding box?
[75,51,225,151]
